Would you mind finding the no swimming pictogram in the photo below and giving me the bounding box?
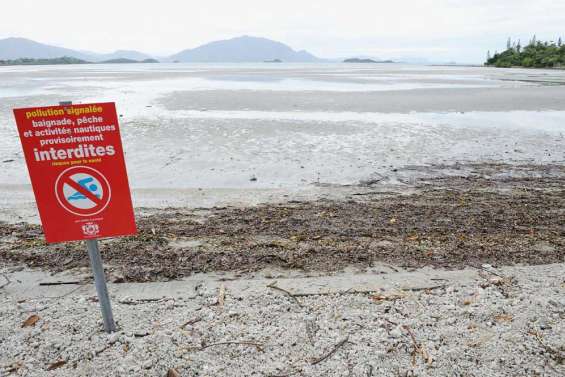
[55,166,112,216]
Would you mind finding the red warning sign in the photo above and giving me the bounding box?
[13,102,136,243]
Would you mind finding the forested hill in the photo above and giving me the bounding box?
[0,56,88,66]
[486,37,565,68]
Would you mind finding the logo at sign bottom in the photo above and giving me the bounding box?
[82,222,100,236]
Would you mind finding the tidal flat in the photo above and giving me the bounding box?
[1,63,564,376]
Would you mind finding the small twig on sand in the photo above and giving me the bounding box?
[402,325,433,366]
[1,362,23,375]
[44,285,84,299]
[167,368,181,377]
[530,330,565,364]
[39,281,81,286]
[119,297,172,305]
[402,284,446,292]
[475,265,507,279]
[305,319,318,346]
[311,335,350,365]
[288,285,446,298]
[384,318,399,326]
[95,344,111,356]
[267,282,303,307]
[264,281,445,319]
[293,291,346,297]
[218,284,226,307]
[383,264,400,272]
[0,273,11,289]
[198,341,264,352]
[268,369,303,377]
[180,318,201,329]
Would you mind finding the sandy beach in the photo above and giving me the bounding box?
[1,64,564,376]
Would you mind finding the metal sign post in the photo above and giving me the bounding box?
[86,239,116,333]
[59,101,116,333]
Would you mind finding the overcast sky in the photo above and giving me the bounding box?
[2,0,564,63]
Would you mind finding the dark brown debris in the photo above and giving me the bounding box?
[1,163,564,282]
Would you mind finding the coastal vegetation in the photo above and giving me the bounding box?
[486,36,565,68]
[0,56,88,66]
[0,56,159,66]
[343,58,394,63]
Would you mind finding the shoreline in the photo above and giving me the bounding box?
[2,162,563,282]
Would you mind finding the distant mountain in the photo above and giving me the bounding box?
[0,36,441,66]
[0,37,93,60]
[170,36,321,62]
[99,58,159,64]
[97,50,154,61]
[0,37,155,62]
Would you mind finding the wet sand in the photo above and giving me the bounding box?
[2,63,565,195]
[159,86,565,113]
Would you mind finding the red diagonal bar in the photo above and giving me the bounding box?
[63,177,104,206]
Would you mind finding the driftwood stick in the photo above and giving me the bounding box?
[0,273,11,289]
[383,264,400,272]
[402,325,432,365]
[403,325,419,346]
[199,341,264,352]
[531,331,565,363]
[180,318,201,329]
[268,369,302,377]
[475,265,507,279]
[167,368,181,377]
[95,344,112,356]
[310,335,350,365]
[44,285,85,299]
[403,284,446,292]
[218,284,226,307]
[119,297,172,305]
[267,283,303,307]
[285,285,446,297]
[39,281,81,286]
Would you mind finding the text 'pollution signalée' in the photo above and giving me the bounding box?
[13,102,136,243]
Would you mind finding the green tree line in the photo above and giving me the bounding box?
[0,56,89,66]
[485,36,565,68]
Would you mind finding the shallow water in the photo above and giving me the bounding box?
[1,63,564,190]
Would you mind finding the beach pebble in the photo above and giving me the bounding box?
[142,359,153,369]
[389,326,403,338]
[108,333,120,344]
